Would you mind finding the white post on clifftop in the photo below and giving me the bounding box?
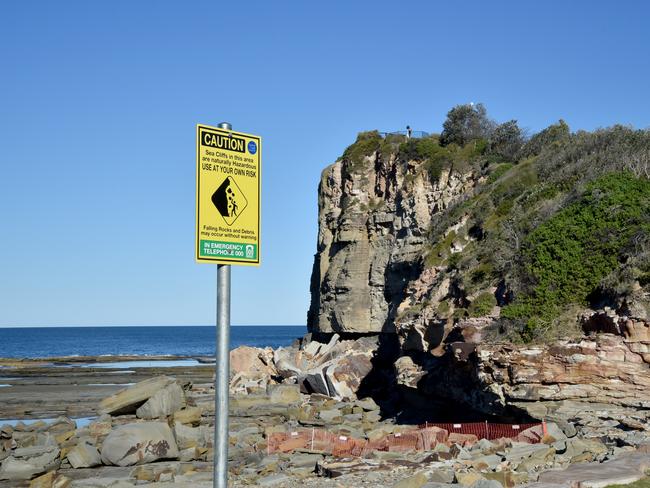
[214,121,232,488]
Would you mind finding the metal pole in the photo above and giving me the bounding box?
[214,121,232,488]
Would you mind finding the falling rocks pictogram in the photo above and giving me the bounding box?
[211,176,248,226]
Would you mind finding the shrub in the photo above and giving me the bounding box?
[440,103,494,146]
[502,172,650,333]
[521,119,570,158]
[488,120,525,162]
[470,262,495,284]
[342,131,382,171]
[468,292,497,317]
[437,300,450,317]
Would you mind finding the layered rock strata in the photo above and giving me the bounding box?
[308,151,477,334]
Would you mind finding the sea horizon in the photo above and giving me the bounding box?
[0,324,305,328]
[0,325,306,359]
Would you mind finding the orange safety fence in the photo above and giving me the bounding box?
[419,422,544,442]
[266,421,543,457]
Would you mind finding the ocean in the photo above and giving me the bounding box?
[0,325,305,359]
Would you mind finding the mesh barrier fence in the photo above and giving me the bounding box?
[420,422,543,442]
[266,422,543,457]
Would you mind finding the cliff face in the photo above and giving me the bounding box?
[308,149,477,335]
[303,128,650,440]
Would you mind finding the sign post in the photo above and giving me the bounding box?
[196,122,261,488]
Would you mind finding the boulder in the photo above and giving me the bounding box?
[29,471,71,488]
[393,471,429,488]
[0,445,60,481]
[29,471,55,488]
[98,376,176,415]
[67,442,101,468]
[394,356,426,389]
[561,437,608,463]
[100,422,179,466]
[268,384,302,404]
[173,422,206,450]
[135,382,186,419]
[230,346,276,378]
[173,406,203,426]
[54,475,72,488]
[324,352,373,400]
[455,472,484,486]
[88,419,112,437]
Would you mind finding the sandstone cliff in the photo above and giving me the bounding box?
[307,136,478,335]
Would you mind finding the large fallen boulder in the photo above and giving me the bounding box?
[100,422,179,466]
[135,382,186,419]
[98,376,176,415]
[230,346,279,393]
[230,346,276,378]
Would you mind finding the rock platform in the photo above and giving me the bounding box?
[1,353,650,487]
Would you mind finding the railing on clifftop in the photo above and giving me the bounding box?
[379,130,431,139]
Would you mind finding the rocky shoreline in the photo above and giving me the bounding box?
[1,342,649,488]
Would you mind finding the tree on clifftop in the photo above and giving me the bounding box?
[440,103,494,146]
[489,120,525,162]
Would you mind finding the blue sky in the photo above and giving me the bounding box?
[1,1,649,327]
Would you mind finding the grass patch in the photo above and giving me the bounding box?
[487,163,514,184]
[342,131,382,172]
[468,292,497,317]
[605,477,650,488]
[425,231,457,268]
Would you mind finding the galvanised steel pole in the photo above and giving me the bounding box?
[214,121,232,488]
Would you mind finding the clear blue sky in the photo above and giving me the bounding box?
[1,1,648,327]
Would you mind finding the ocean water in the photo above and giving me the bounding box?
[0,326,305,359]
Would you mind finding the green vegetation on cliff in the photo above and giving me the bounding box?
[501,173,650,339]
[339,104,650,342]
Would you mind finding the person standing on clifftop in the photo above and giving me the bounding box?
[406,125,412,139]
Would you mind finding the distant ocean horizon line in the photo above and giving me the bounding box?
[0,325,306,358]
[0,324,306,329]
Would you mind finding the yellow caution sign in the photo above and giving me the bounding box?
[196,124,261,265]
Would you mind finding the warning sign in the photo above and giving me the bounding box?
[196,124,261,265]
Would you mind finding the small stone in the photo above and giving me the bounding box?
[173,406,203,426]
[357,397,379,411]
[88,420,112,437]
[173,422,205,450]
[318,408,342,423]
[268,384,302,404]
[52,475,72,488]
[54,431,75,444]
[257,472,290,486]
[455,472,484,486]
[393,471,428,488]
[1,424,14,438]
[428,469,455,483]
[66,442,101,468]
[29,471,55,488]
[472,479,504,488]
